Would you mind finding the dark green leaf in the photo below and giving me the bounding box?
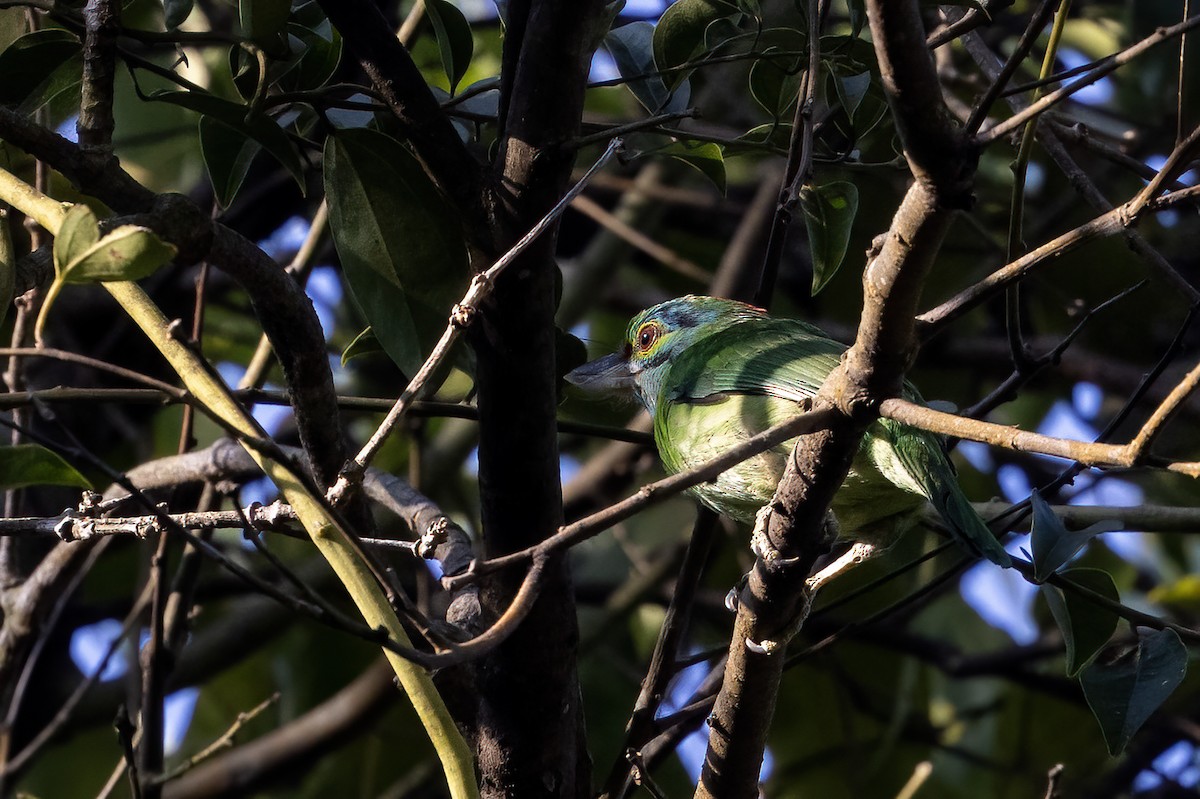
[199,116,261,208]
[341,326,385,366]
[587,0,627,53]
[834,71,871,120]
[282,7,342,91]
[163,0,194,29]
[846,0,866,36]
[748,51,803,119]
[738,122,792,151]
[1080,628,1187,755]
[425,0,474,93]
[324,128,469,376]
[0,444,91,490]
[144,89,305,192]
[657,140,725,194]
[59,225,177,283]
[240,0,291,51]
[1030,490,1124,582]
[800,181,858,294]
[1041,568,1119,676]
[702,15,743,53]
[653,0,738,90]
[606,22,690,114]
[0,29,80,107]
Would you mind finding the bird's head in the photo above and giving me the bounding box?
[566,295,767,413]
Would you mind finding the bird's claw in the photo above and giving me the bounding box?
[745,637,780,655]
[724,573,749,612]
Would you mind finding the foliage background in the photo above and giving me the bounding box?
[0,0,1197,797]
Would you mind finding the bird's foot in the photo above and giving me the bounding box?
[805,542,876,593]
[746,589,812,655]
[748,505,777,562]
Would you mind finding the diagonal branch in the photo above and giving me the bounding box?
[0,109,346,486]
[696,3,976,795]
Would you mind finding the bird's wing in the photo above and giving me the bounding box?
[663,317,1012,567]
[664,319,846,404]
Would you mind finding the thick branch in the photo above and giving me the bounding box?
[77,0,119,152]
[697,3,974,795]
[470,1,606,796]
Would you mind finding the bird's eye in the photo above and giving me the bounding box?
[635,323,660,352]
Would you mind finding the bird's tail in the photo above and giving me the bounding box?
[925,472,1012,568]
[889,424,1012,568]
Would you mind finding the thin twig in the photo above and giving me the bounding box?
[442,405,840,590]
[964,0,1058,134]
[570,194,710,283]
[326,137,624,503]
[0,583,153,779]
[150,693,280,786]
[0,347,185,396]
[976,14,1200,145]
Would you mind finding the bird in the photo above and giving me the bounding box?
[567,295,1011,584]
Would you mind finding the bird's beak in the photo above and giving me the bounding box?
[565,352,634,393]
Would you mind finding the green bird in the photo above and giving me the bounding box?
[568,295,1011,578]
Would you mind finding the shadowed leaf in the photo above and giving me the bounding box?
[1030,490,1123,582]
[800,181,858,294]
[324,128,469,377]
[1041,568,1119,676]
[1080,629,1187,755]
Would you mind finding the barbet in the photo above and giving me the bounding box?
[568,296,1011,578]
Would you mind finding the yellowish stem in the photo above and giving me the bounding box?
[0,166,478,798]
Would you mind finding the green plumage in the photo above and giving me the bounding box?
[568,296,1010,568]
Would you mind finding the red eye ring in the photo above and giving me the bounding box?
[635,323,660,352]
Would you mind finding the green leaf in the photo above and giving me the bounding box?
[341,326,385,367]
[748,51,803,119]
[281,3,343,92]
[1041,568,1119,677]
[199,115,261,208]
[163,0,194,29]
[657,140,725,194]
[738,122,792,151]
[1030,490,1124,582]
[653,0,738,90]
[143,89,305,193]
[54,204,102,269]
[606,22,690,114]
[800,181,858,295]
[0,444,91,490]
[324,128,469,377]
[1080,628,1187,755]
[0,29,81,107]
[59,226,178,283]
[240,0,291,51]
[425,0,474,93]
